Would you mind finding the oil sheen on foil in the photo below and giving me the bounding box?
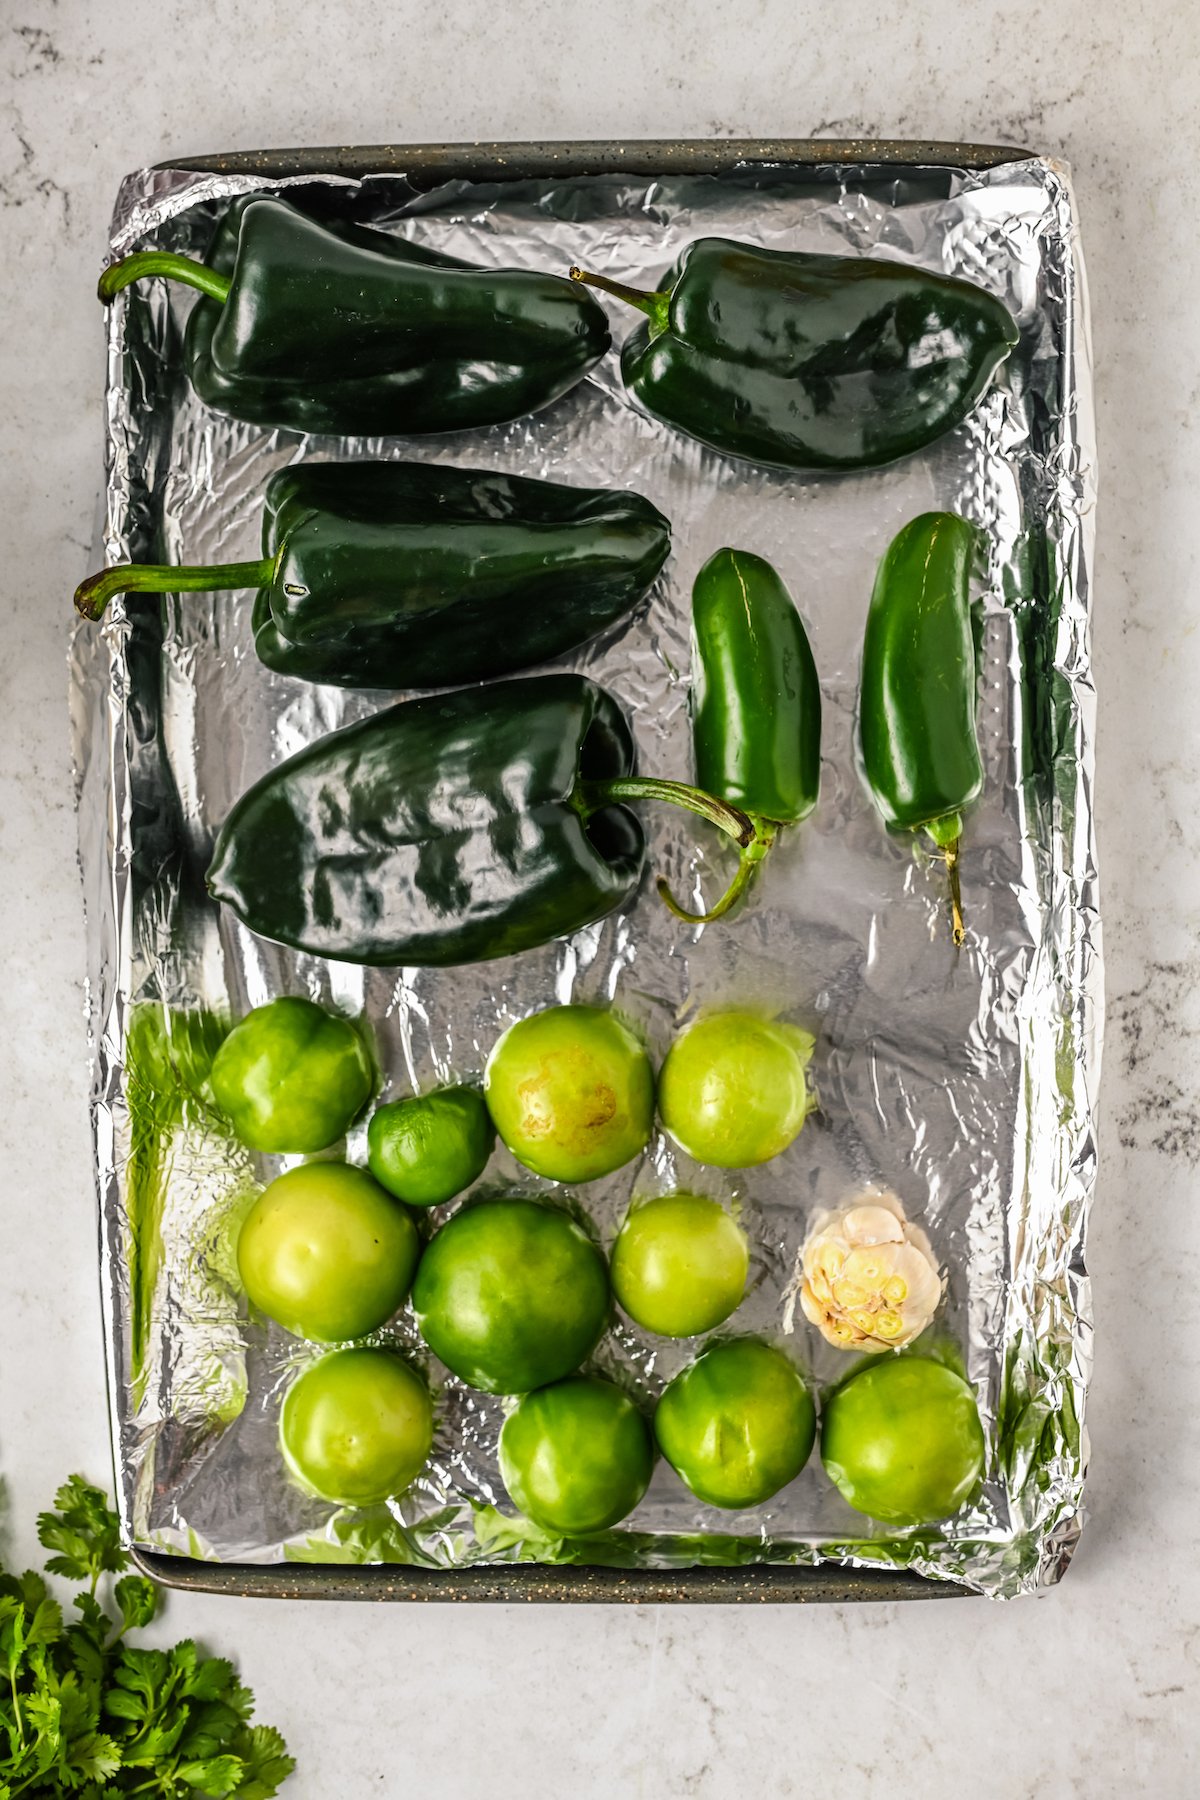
[69,154,1099,1599]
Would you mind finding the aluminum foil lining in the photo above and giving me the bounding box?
[70,153,1099,1599]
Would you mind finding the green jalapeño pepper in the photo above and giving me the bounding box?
[859,512,984,946]
[99,196,611,437]
[660,549,821,922]
[74,461,671,689]
[207,674,757,968]
[571,239,1018,472]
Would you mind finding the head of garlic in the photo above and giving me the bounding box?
[796,1189,944,1353]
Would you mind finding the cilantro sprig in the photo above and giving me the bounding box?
[0,1477,294,1798]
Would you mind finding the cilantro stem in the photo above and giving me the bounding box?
[9,1666,25,1749]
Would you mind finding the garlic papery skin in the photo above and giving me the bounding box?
[797,1189,943,1353]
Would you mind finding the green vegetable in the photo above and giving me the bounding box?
[206,674,757,969]
[237,1162,420,1342]
[611,1192,748,1337]
[74,462,671,692]
[662,548,821,923]
[498,1377,655,1535]
[367,1086,494,1208]
[484,1004,655,1182]
[123,1005,252,1410]
[0,1475,294,1796]
[859,512,984,946]
[655,1338,816,1509]
[100,195,611,436]
[571,238,1018,470]
[209,996,373,1154]
[280,1349,434,1506]
[412,1197,609,1394]
[820,1353,986,1527]
[657,1011,816,1168]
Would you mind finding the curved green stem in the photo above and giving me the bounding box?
[569,266,672,337]
[576,775,756,849]
[75,556,275,622]
[658,820,778,924]
[98,250,231,306]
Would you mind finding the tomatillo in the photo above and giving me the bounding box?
[658,1011,814,1168]
[484,1004,655,1183]
[412,1197,609,1393]
[655,1337,816,1508]
[210,995,373,1153]
[499,1376,655,1534]
[367,1086,495,1207]
[280,1347,433,1505]
[611,1193,748,1337]
[820,1354,986,1527]
[237,1162,420,1342]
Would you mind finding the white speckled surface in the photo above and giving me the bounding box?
[1,3,1196,1795]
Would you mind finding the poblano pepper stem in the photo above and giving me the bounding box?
[75,556,276,623]
[574,776,756,850]
[569,266,671,336]
[657,826,776,925]
[98,250,232,306]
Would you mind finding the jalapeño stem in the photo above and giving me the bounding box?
[924,812,966,947]
[98,251,232,306]
[944,839,966,949]
[74,557,276,623]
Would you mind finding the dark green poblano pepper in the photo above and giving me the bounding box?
[99,196,611,436]
[571,239,1018,471]
[661,548,821,922]
[858,512,984,946]
[74,461,671,689]
[207,674,757,968]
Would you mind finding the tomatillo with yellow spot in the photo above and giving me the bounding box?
[484,1004,655,1183]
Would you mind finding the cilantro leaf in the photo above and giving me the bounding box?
[37,1477,124,1588]
[2,1474,296,1795]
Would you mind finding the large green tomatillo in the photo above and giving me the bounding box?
[655,1338,816,1509]
[412,1197,609,1394]
[210,996,373,1153]
[485,1004,655,1183]
[237,1162,419,1342]
[820,1354,986,1527]
[499,1377,654,1534]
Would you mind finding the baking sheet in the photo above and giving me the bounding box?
[70,146,1099,1600]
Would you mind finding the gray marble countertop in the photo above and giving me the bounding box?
[1,2,1195,1795]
